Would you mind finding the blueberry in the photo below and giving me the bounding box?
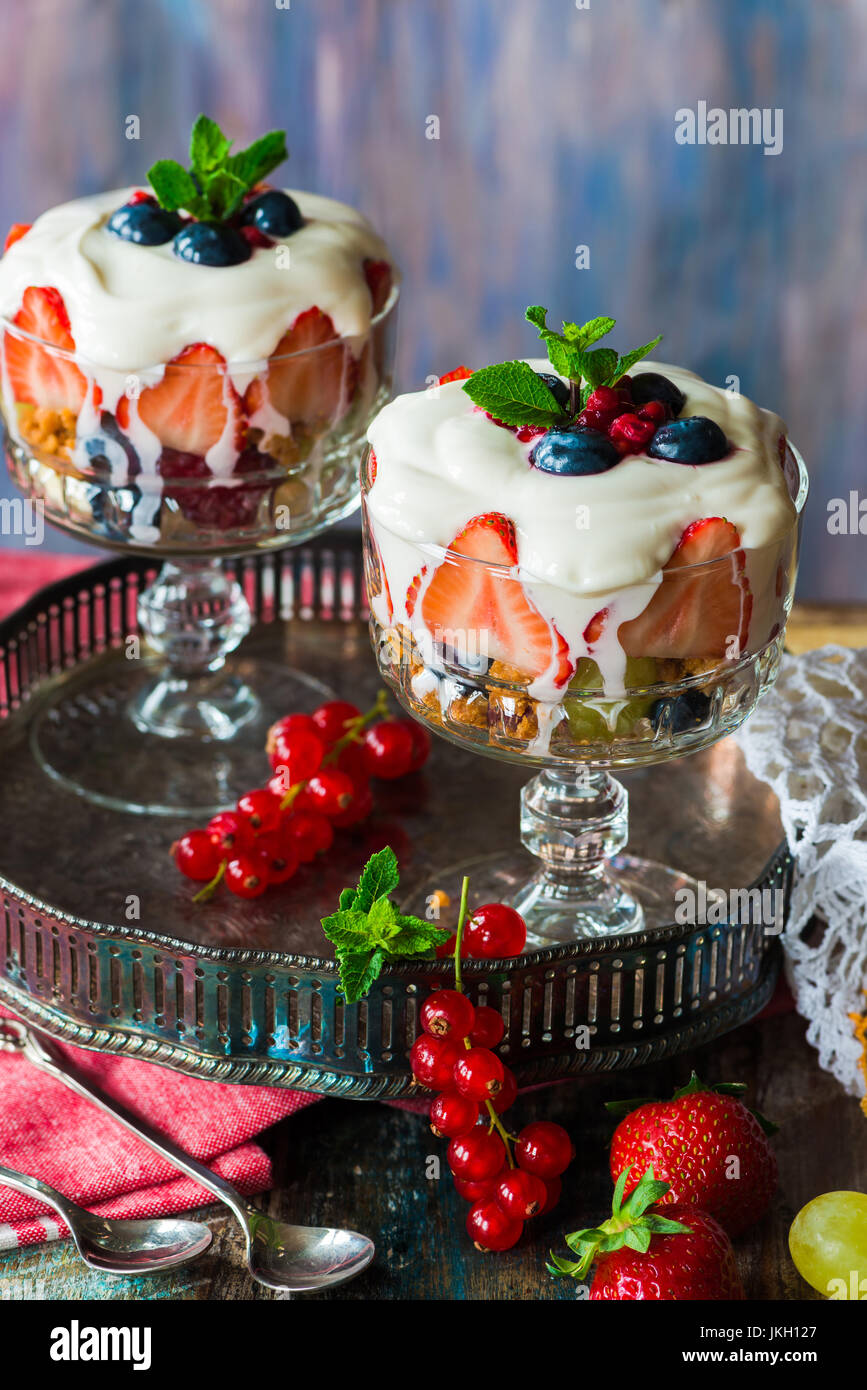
[530,428,619,476]
[647,416,729,465]
[630,371,686,417]
[240,190,303,238]
[535,371,571,413]
[650,688,711,734]
[107,201,183,246]
[172,221,252,267]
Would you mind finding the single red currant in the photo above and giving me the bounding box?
[420,989,476,1040]
[311,700,361,746]
[515,1121,574,1178]
[172,830,221,882]
[267,712,319,744]
[466,1199,523,1252]
[252,832,298,886]
[494,1169,547,1221]
[282,811,333,862]
[362,721,415,780]
[206,810,249,856]
[539,1175,562,1216]
[463,903,527,959]
[468,1005,505,1049]
[484,1066,518,1116]
[397,718,431,772]
[429,1090,479,1139]
[301,769,355,819]
[236,788,282,835]
[409,1034,462,1090]
[224,856,268,899]
[454,1047,505,1101]
[335,740,371,789]
[447,1129,507,1181]
[453,1170,504,1202]
[268,727,324,782]
[330,781,374,829]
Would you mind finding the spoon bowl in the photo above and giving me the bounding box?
[246,1210,374,1292]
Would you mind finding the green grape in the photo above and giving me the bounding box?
[789,1191,867,1299]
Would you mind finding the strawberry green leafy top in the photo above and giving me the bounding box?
[148,115,288,224]
[462,307,662,426]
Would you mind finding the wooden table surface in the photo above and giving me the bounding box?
[1,602,864,1302]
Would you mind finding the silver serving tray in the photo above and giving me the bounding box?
[0,542,788,1096]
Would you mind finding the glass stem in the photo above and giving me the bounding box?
[130,559,259,741]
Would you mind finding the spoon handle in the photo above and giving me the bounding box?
[18,1026,253,1234]
[0,1162,80,1225]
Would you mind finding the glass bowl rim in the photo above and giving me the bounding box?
[362,438,808,581]
[0,281,399,374]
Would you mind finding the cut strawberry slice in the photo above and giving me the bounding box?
[438,365,473,384]
[617,518,752,660]
[117,343,241,457]
[243,306,356,430]
[4,285,87,412]
[3,223,31,254]
[418,512,572,686]
[363,259,392,316]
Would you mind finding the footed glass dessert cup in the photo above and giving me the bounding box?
[0,292,398,815]
[361,441,807,946]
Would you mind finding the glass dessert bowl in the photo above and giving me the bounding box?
[360,331,808,946]
[0,118,399,815]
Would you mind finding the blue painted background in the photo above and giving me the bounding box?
[0,0,864,599]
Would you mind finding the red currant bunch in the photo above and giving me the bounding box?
[171,689,432,901]
[409,876,573,1253]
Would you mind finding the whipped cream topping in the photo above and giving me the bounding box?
[0,188,394,371]
[365,361,798,700]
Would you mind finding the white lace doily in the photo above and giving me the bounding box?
[736,645,867,1095]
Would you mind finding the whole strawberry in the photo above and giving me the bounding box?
[607,1072,778,1237]
[549,1167,744,1300]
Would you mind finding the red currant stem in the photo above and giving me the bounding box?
[449,874,515,1167]
[192,859,226,904]
[278,781,305,814]
[322,688,390,765]
[452,875,471,995]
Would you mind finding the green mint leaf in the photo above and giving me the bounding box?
[338,888,356,911]
[525,304,549,332]
[336,947,385,1004]
[227,129,289,190]
[542,337,585,382]
[203,168,247,221]
[319,909,375,951]
[147,159,208,217]
[189,114,232,177]
[353,847,400,913]
[386,916,450,955]
[366,894,400,944]
[578,347,619,389]
[562,316,616,349]
[462,360,566,427]
[614,336,662,380]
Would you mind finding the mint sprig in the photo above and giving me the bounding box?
[321,847,450,1003]
[147,114,288,223]
[526,307,661,408]
[461,308,662,426]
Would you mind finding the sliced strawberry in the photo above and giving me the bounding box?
[419,513,572,686]
[438,365,473,384]
[3,223,31,254]
[4,285,87,411]
[363,259,392,316]
[617,518,752,659]
[243,306,356,430]
[117,343,241,457]
[583,608,608,645]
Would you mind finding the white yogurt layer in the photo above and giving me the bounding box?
[365,361,797,699]
[0,188,394,371]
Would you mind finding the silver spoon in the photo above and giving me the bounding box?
[0,1163,212,1274]
[3,1020,374,1294]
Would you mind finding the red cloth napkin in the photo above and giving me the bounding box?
[0,1008,319,1251]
